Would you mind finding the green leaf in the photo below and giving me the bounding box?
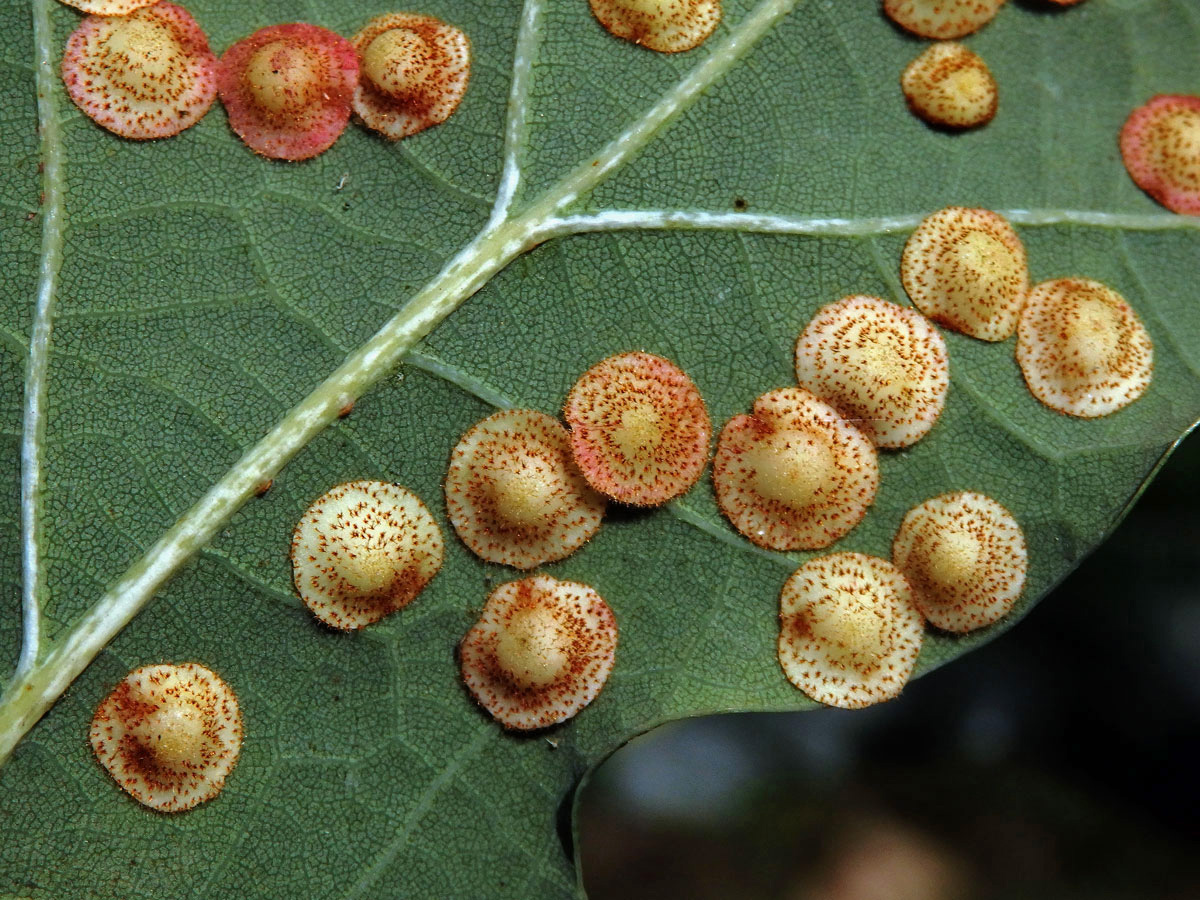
[1,0,1197,896]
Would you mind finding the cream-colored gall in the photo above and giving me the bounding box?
[892,491,1026,632]
[778,553,924,709]
[901,207,1029,341]
[712,387,878,551]
[351,13,470,140]
[795,295,950,448]
[589,0,721,53]
[445,410,605,569]
[564,352,711,506]
[460,575,618,730]
[1015,278,1153,417]
[901,42,998,130]
[291,480,444,630]
[90,663,242,812]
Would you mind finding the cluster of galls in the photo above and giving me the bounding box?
[713,291,950,559]
[778,490,1027,710]
[59,1,470,159]
[443,351,713,729]
[723,197,1159,709]
[77,0,741,803]
[76,0,1181,808]
[886,0,1090,130]
[58,0,733,160]
[902,205,1154,418]
[885,1,1199,221]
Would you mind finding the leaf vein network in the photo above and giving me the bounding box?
[342,727,494,900]
[1115,231,1200,382]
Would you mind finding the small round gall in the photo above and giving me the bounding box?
[778,553,924,710]
[901,42,997,130]
[589,0,721,53]
[712,387,879,551]
[901,207,1029,341]
[460,575,618,730]
[350,13,470,141]
[892,491,1026,633]
[445,409,606,569]
[59,0,158,15]
[795,295,950,448]
[291,480,444,630]
[90,663,242,812]
[883,0,1006,39]
[61,2,217,140]
[217,23,358,161]
[1119,94,1200,216]
[564,351,711,507]
[1015,278,1154,417]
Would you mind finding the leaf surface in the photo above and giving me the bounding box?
[0,0,1198,897]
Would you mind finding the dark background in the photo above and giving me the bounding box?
[580,432,1199,900]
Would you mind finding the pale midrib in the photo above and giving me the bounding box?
[0,0,800,764]
[16,0,65,681]
[537,207,1200,239]
[489,0,544,225]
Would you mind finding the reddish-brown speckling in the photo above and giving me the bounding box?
[901,42,997,130]
[61,2,217,140]
[460,575,618,730]
[60,0,159,16]
[351,13,470,141]
[564,351,711,507]
[589,0,721,53]
[1015,278,1154,417]
[90,662,242,812]
[253,478,273,497]
[444,409,605,569]
[795,295,949,448]
[883,0,1005,39]
[712,387,878,551]
[777,553,924,710]
[892,491,1026,633]
[1119,94,1200,216]
[217,23,358,161]
[901,207,1028,341]
[291,480,443,630]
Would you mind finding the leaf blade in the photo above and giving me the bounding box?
[1,1,1198,898]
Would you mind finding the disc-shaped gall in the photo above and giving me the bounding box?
[445,409,606,569]
[564,351,711,507]
[90,662,242,812]
[778,553,924,710]
[1119,94,1200,216]
[217,23,358,161]
[892,491,1026,633]
[291,480,444,630]
[589,0,721,53]
[712,387,879,551]
[61,2,217,140]
[1015,278,1154,417]
[883,0,1005,39]
[901,207,1029,342]
[795,295,950,448]
[350,13,470,141]
[901,42,997,130]
[460,575,618,730]
[59,0,158,16]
